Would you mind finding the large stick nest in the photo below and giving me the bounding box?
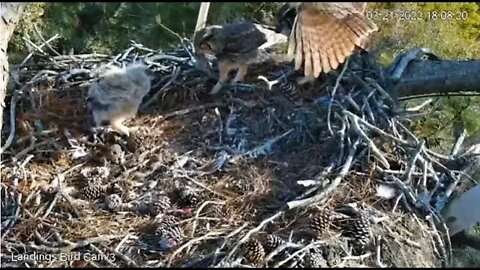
[1,37,478,268]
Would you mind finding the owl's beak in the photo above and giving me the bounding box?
[193,53,212,75]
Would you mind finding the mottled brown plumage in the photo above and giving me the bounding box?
[286,2,378,80]
[193,20,268,95]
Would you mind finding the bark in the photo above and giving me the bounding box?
[392,59,480,100]
[0,3,25,136]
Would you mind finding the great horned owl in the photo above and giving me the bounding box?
[278,2,378,82]
[87,63,152,137]
[193,20,268,95]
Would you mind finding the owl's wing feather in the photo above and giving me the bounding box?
[289,2,378,77]
[302,20,313,76]
[293,16,303,70]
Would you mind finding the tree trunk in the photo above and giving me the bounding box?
[0,3,25,136]
[393,59,480,100]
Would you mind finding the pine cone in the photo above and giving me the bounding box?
[228,180,249,195]
[80,182,105,200]
[155,215,180,234]
[266,234,285,251]
[310,210,332,237]
[208,204,231,219]
[157,223,184,251]
[288,255,305,268]
[179,187,200,206]
[162,225,185,246]
[244,238,265,266]
[303,251,328,268]
[105,194,122,210]
[149,196,171,216]
[343,212,371,254]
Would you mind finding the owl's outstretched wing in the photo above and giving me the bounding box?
[288,2,378,78]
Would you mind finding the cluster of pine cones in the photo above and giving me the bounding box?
[240,207,373,267]
[309,208,373,255]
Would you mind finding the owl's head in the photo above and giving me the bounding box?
[193,25,223,56]
[125,62,153,91]
[192,25,224,74]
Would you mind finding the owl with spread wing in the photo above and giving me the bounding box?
[193,20,268,95]
[280,2,378,81]
[87,63,152,137]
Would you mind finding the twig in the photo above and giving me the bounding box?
[155,16,194,59]
[403,140,425,184]
[222,211,284,263]
[33,24,61,56]
[345,111,410,146]
[365,78,395,104]
[41,163,85,219]
[1,191,22,241]
[274,240,326,268]
[114,234,131,252]
[212,222,249,265]
[350,113,390,169]
[405,98,433,112]
[375,235,387,268]
[287,138,360,210]
[152,102,227,127]
[167,231,224,267]
[60,235,126,252]
[17,34,60,66]
[0,91,19,155]
[450,127,466,157]
[340,252,373,261]
[175,171,228,199]
[142,66,181,109]
[327,58,349,136]
[265,241,305,262]
[190,201,226,238]
[1,241,63,253]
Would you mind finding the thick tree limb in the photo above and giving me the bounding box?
[0,3,25,136]
[393,59,480,100]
